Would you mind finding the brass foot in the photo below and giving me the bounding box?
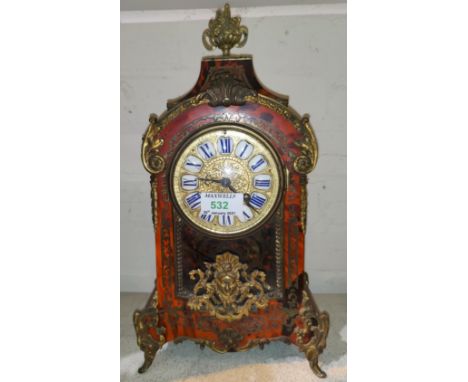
[311,362,327,379]
[293,276,330,379]
[133,292,166,374]
[138,347,157,374]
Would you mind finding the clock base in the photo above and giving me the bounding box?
[133,273,330,378]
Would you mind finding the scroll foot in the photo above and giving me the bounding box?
[138,348,157,374]
[292,275,330,379]
[311,361,327,378]
[133,291,166,374]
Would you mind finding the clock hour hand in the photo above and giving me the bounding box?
[199,177,238,193]
[199,177,223,184]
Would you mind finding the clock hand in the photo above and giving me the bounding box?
[199,177,223,184]
[200,177,239,193]
[199,178,245,197]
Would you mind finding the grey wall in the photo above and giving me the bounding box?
[121,5,346,292]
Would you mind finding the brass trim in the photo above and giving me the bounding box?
[201,54,253,61]
[174,215,186,298]
[299,175,308,233]
[187,252,271,322]
[274,207,284,293]
[150,175,157,230]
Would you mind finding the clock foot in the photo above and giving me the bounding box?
[311,362,327,379]
[137,348,157,374]
[292,275,330,379]
[133,289,166,374]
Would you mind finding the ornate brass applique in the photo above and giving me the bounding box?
[202,3,248,56]
[295,290,330,378]
[142,113,165,174]
[299,175,308,233]
[199,68,256,107]
[292,114,318,232]
[187,252,271,322]
[294,114,318,174]
[133,293,167,373]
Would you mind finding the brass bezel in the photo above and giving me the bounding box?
[168,122,285,239]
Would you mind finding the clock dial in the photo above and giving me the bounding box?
[171,126,283,236]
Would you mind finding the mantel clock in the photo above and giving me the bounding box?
[134,4,330,378]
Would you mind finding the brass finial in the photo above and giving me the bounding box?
[202,3,248,56]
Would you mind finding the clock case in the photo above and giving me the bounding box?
[134,6,330,379]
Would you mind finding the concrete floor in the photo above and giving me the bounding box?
[121,293,347,382]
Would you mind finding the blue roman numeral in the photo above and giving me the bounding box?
[182,179,197,187]
[221,214,232,225]
[186,193,201,209]
[251,158,265,171]
[219,137,232,154]
[186,161,201,168]
[249,194,266,208]
[239,144,249,158]
[199,143,214,159]
[200,212,213,222]
[254,179,270,188]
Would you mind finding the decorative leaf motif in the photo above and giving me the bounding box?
[200,68,256,107]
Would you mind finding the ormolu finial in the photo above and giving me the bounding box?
[202,3,248,56]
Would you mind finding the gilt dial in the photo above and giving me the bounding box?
[171,126,283,236]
